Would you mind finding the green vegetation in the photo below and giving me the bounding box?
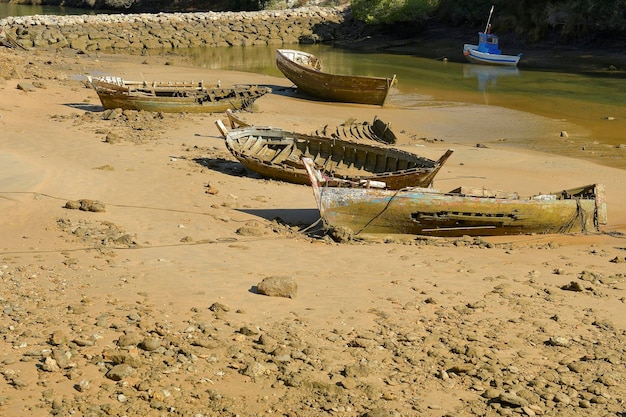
[22,0,626,40]
[351,0,439,24]
[352,0,626,40]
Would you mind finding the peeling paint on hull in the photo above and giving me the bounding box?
[303,159,607,237]
[90,77,270,113]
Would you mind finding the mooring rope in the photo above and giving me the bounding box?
[354,188,404,235]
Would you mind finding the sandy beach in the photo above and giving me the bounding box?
[1,46,625,416]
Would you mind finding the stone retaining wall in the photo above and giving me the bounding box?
[0,6,364,51]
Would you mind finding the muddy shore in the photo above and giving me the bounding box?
[1,42,626,417]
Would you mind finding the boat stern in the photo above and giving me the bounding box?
[594,184,608,225]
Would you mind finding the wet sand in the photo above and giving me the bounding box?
[1,46,625,416]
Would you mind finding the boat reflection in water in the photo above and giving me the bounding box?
[463,64,520,104]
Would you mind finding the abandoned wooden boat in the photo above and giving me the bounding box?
[215,121,453,189]
[275,49,396,106]
[225,109,398,145]
[463,6,522,67]
[89,76,271,113]
[302,158,607,237]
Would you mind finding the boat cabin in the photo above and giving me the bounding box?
[477,32,502,55]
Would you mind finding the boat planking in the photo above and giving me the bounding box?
[215,121,453,190]
[275,49,396,106]
[89,76,271,113]
[302,158,607,237]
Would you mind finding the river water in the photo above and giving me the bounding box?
[2,6,624,169]
[0,2,108,17]
[180,43,626,169]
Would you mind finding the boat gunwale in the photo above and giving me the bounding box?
[277,48,395,84]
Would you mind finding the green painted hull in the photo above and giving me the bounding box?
[303,159,607,237]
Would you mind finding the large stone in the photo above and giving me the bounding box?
[17,82,37,92]
[257,276,297,298]
[2,7,354,51]
[117,332,143,347]
[105,364,135,381]
[70,36,89,50]
[498,392,529,407]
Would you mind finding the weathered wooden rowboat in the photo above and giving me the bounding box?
[225,109,398,145]
[89,76,271,113]
[215,121,453,189]
[302,158,607,237]
[275,49,396,106]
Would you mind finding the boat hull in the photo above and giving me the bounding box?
[303,160,607,237]
[463,44,520,67]
[221,125,453,189]
[91,78,270,113]
[276,49,395,106]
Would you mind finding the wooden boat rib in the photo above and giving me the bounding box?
[314,116,397,145]
[215,121,453,189]
[89,76,271,113]
[302,158,608,237]
[225,109,397,145]
[276,49,396,106]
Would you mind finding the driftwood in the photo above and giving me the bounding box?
[0,27,27,50]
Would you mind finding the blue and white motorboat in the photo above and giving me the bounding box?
[463,6,522,67]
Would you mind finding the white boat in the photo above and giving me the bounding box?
[463,38,521,66]
[463,6,522,67]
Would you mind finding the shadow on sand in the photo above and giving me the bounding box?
[65,103,103,112]
[236,208,319,227]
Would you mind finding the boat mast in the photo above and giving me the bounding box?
[484,5,494,33]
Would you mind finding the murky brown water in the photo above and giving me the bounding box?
[0,3,109,17]
[181,44,626,170]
